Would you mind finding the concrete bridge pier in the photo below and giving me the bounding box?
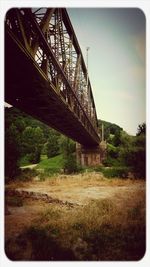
[76,141,107,167]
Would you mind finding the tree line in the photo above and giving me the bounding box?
[5,107,146,178]
[101,120,146,178]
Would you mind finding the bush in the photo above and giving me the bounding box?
[19,155,31,166]
[103,157,120,167]
[102,167,130,178]
[46,135,59,158]
[31,148,41,164]
[16,168,38,181]
[120,146,146,178]
[5,124,21,178]
[63,154,78,174]
[60,137,78,174]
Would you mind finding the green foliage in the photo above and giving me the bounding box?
[46,130,60,158]
[102,157,119,167]
[98,120,122,141]
[59,136,77,173]
[22,126,44,164]
[19,155,31,166]
[102,167,130,178]
[59,136,76,155]
[63,154,77,174]
[120,147,145,178]
[16,169,38,181]
[105,125,146,179]
[107,144,119,158]
[5,107,146,180]
[5,123,21,178]
[136,123,146,136]
[119,132,146,178]
[5,107,62,176]
[103,144,121,167]
[112,130,122,146]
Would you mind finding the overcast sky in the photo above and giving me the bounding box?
[67,8,146,135]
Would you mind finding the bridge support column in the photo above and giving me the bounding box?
[76,141,107,167]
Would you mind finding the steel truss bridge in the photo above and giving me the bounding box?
[5,8,100,147]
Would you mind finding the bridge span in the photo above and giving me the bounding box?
[5,8,106,165]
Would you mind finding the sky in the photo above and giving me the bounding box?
[67,8,146,136]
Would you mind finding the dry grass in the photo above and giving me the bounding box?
[5,173,146,261]
[5,172,141,191]
[25,185,145,260]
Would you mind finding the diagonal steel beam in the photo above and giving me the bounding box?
[31,8,55,56]
[26,9,99,138]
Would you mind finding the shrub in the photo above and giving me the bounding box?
[60,137,78,174]
[102,157,120,167]
[46,135,59,158]
[102,167,130,178]
[63,154,78,174]
[5,124,21,178]
[16,168,38,181]
[120,147,146,178]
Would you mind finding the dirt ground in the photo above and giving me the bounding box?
[5,172,145,243]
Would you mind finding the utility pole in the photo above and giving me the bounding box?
[86,47,90,87]
[102,123,104,141]
[86,47,90,115]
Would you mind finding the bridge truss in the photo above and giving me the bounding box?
[5,8,100,146]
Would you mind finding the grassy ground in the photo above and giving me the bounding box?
[5,173,146,261]
[20,154,63,171]
[36,154,63,175]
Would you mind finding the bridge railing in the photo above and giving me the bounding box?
[5,8,100,143]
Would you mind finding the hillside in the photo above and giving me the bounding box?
[5,107,123,141]
[98,119,123,140]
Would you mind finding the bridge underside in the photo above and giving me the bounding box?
[5,31,99,147]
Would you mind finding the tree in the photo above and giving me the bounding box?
[59,136,77,173]
[22,126,44,163]
[98,120,123,141]
[119,125,146,178]
[5,123,21,178]
[112,130,122,147]
[46,131,60,158]
[136,123,146,136]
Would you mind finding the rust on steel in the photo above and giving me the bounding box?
[5,8,100,146]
